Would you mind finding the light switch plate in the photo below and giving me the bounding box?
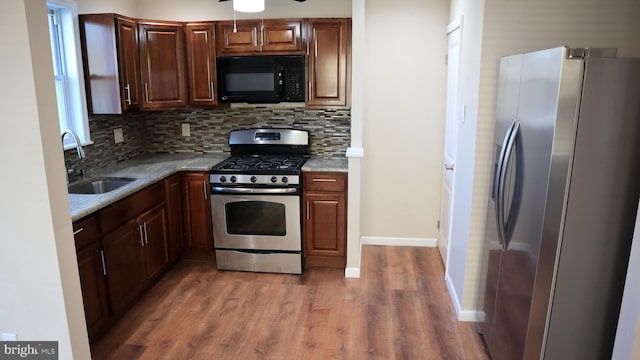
[114,128,124,144]
[181,123,191,137]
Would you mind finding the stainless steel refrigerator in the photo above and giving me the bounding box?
[479,46,640,360]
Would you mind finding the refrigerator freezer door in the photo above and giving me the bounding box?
[479,53,523,351]
[491,46,578,360]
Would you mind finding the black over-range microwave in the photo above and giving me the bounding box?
[217,55,305,103]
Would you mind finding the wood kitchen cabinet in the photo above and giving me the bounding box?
[303,172,347,268]
[182,172,214,255]
[73,216,110,341]
[99,181,170,315]
[165,174,184,263]
[217,19,304,55]
[79,14,141,114]
[138,21,187,110]
[184,22,218,107]
[306,19,351,109]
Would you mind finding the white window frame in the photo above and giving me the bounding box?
[47,0,91,149]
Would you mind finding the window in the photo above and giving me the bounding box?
[47,0,91,148]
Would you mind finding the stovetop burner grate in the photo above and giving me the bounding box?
[211,155,308,173]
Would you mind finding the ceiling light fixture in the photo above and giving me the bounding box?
[233,0,265,13]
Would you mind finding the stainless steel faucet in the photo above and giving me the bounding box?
[61,129,85,159]
[61,129,86,183]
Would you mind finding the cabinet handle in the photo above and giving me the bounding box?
[210,82,215,101]
[312,178,337,182]
[308,81,312,100]
[73,228,84,236]
[259,24,264,48]
[203,181,208,200]
[143,222,149,245]
[138,225,145,247]
[306,201,310,220]
[124,84,132,105]
[144,83,149,103]
[99,250,107,276]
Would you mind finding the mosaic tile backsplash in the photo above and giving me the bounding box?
[143,105,351,157]
[64,105,350,179]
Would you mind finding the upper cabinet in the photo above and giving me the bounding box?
[184,22,218,107]
[307,19,351,109]
[79,14,141,114]
[80,15,351,111]
[138,21,188,110]
[217,19,304,55]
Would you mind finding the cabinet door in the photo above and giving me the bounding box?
[139,22,187,109]
[140,204,170,280]
[102,219,145,315]
[307,19,350,108]
[216,21,260,55]
[261,19,303,53]
[116,16,141,111]
[165,174,184,263]
[76,237,109,340]
[185,23,218,107]
[182,172,213,250]
[304,192,346,258]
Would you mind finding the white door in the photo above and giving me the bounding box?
[437,22,461,266]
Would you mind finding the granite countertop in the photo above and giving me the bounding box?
[68,153,348,222]
[302,158,348,172]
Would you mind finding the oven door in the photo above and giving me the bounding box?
[211,190,301,251]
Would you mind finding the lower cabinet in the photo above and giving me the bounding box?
[102,218,146,315]
[99,182,170,316]
[74,172,210,341]
[74,216,110,341]
[165,174,184,263]
[182,172,214,253]
[303,172,348,268]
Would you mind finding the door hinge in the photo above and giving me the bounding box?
[437,220,440,230]
[445,54,448,65]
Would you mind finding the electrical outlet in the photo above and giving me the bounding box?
[181,123,191,137]
[114,128,124,144]
[2,333,17,341]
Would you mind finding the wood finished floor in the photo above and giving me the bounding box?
[91,246,490,359]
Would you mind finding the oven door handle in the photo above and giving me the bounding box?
[211,187,299,194]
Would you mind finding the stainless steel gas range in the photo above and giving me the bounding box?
[209,128,309,274]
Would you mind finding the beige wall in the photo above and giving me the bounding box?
[447,0,640,317]
[361,0,449,241]
[0,0,91,358]
[136,0,350,21]
[77,0,351,20]
[77,0,137,16]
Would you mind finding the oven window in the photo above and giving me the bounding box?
[225,201,286,236]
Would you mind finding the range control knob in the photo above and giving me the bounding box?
[282,177,288,184]
[230,176,237,183]
[219,176,226,183]
[250,176,257,183]
[270,176,278,183]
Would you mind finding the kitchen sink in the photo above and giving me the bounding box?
[68,177,136,194]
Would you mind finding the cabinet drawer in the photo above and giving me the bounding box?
[99,181,165,234]
[73,215,100,250]
[304,172,347,192]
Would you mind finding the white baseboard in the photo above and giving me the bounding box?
[445,271,484,322]
[459,310,484,322]
[345,267,360,278]
[361,236,437,247]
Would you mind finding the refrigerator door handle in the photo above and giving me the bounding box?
[497,121,521,250]
[494,119,517,248]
